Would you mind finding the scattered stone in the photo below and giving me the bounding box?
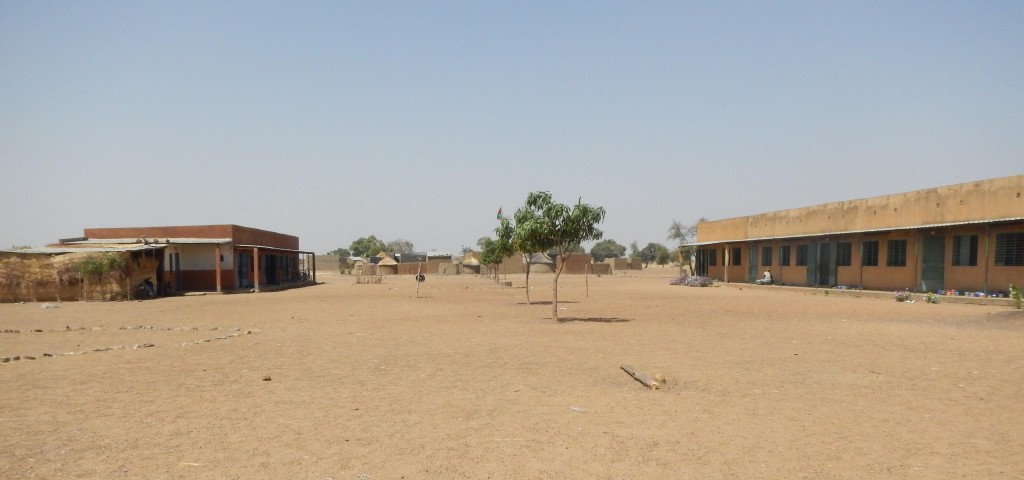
[23,355,36,360]
[41,303,59,309]
[13,355,21,361]
[43,353,54,357]
[262,375,272,381]
[33,329,43,333]
[1,357,9,363]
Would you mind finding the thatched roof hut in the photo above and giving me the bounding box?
[461,252,481,274]
[377,255,399,275]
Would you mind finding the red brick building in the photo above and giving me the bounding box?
[64,224,315,294]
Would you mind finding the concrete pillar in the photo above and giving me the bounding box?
[215,245,222,293]
[254,247,260,292]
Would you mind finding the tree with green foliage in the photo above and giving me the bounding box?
[668,218,706,275]
[479,236,512,281]
[326,247,351,257]
[496,206,548,304]
[548,244,584,256]
[476,237,492,250]
[509,191,606,321]
[349,235,386,258]
[633,242,666,267]
[655,244,672,265]
[385,238,415,254]
[590,239,626,262]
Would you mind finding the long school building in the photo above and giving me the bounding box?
[688,175,1024,295]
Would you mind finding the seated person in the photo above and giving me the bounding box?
[755,269,773,285]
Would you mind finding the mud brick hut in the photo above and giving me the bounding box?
[0,244,164,302]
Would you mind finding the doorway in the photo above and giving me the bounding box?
[921,236,945,292]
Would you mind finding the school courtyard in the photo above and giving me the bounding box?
[2,269,1022,479]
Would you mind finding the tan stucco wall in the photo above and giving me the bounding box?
[697,175,1024,242]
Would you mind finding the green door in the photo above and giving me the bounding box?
[921,236,945,292]
[805,242,818,286]
[748,244,758,282]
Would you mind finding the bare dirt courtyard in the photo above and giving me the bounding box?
[2,269,1023,479]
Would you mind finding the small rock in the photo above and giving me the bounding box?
[1,357,9,363]
[41,303,59,309]
[262,376,272,381]
[43,353,54,357]
[23,355,36,360]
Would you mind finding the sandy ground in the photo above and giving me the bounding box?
[2,267,1023,479]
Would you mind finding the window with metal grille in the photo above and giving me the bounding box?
[995,232,1024,266]
[836,242,852,266]
[952,235,978,266]
[796,245,808,266]
[731,247,742,266]
[862,240,879,266]
[761,246,772,266]
[780,245,791,266]
[886,239,907,267]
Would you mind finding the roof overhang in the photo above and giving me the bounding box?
[235,244,314,254]
[61,237,232,246]
[0,244,166,255]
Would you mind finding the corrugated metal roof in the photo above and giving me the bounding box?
[62,238,232,245]
[235,244,314,254]
[681,216,1024,247]
[0,244,166,254]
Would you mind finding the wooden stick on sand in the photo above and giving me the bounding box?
[621,364,660,390]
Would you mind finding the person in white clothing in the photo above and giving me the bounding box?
[755,269,773,285]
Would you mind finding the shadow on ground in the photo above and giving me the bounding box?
[517,301,579,305]
[556,317,632,323]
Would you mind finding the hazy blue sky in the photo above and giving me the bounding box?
[2,1,1022,254]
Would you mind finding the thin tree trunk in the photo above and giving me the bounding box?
[552,263,563,321]
[524,255,531,304]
